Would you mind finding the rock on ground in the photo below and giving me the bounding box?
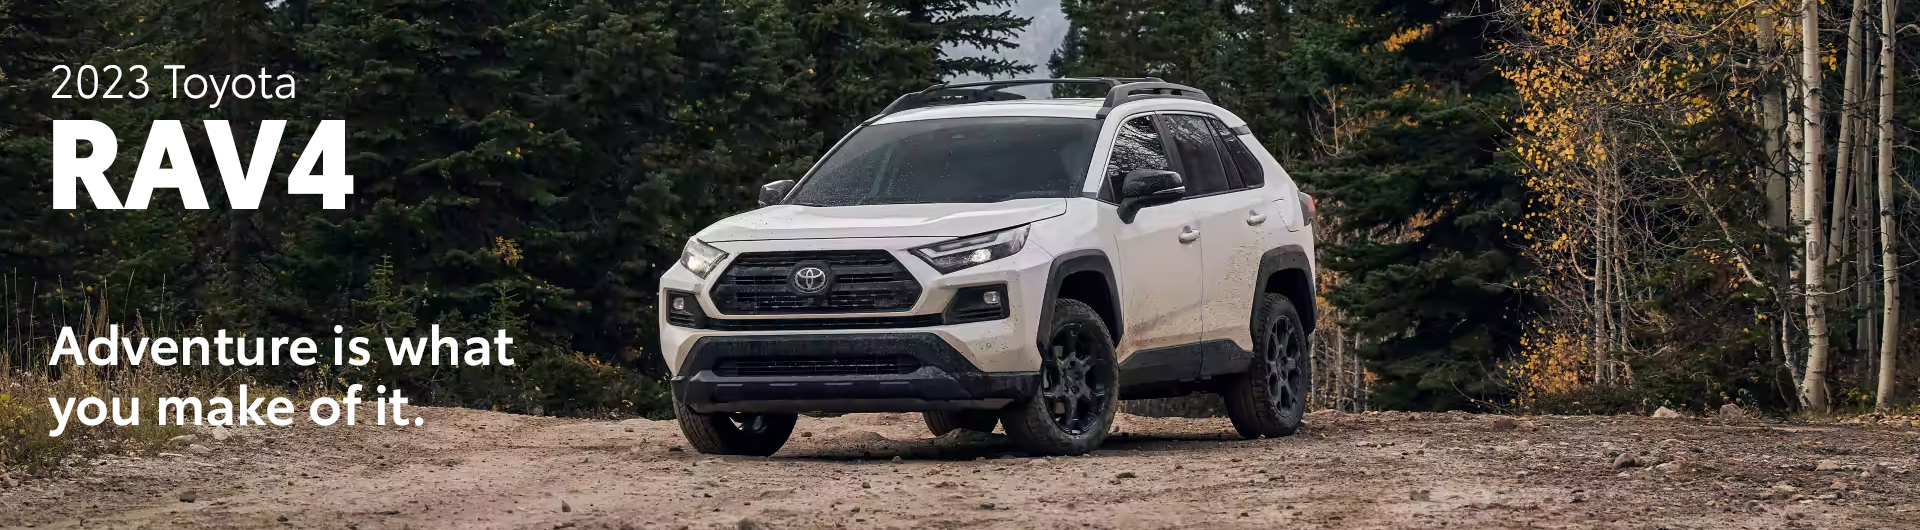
[1613,454,1637,469]
[1719,403,1747,421]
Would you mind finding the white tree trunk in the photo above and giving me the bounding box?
[1800,0,1832,412]
[1760,8,1790,231]
[1758,6,1794,367]
[1874,0,1901,411]
[1782,10,1805,375]
[1787,31,1806,228]
[1854,34,1877,358]
[1829,0,1867,269]
[1857,97,1874,356]
[1594,214,1608,384]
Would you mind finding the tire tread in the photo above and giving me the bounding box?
[674,397,797,456]
[1001,298,1118,455]
[1222,293,1307,439]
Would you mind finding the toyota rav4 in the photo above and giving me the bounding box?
[659,78,1318,456]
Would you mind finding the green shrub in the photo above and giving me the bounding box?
[1523,385,1652,415]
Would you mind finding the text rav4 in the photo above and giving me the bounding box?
[51,120,352,210]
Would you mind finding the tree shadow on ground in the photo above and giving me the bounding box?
[777,430,1258,462]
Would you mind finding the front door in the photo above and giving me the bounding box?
[1105,115,1206,364]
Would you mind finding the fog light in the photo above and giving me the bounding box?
[664,290,706,329]
[943,284,1009,324]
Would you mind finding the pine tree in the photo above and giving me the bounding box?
[1049,0,1309,151]
[783,0,914,139]
[283,0,826,394]
[1051,0,1527,410]
[1287,0,1525,411]
[1050,0,1234,84]
[138,0,297,333]
[786,0,1033,140]
[0,0,106,358]
[884,0,1033,81]
[0,0,100,290]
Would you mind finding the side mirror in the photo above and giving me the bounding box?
[758,180,796,207]
[1117,169,1185,223]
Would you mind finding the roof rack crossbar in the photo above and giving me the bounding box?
[926,77,1160,92]
[865,77,1206,123]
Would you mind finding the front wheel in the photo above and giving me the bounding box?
[1000,298,1118,455]
[673,395,797,456]
[1222,293,1309,439]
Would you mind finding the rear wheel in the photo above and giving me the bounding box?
[1001,299,1118,455]
[1222,293,1309,439]
[924,410,1000,436]
[673,395,797,456]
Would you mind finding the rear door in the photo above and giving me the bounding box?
[1161,114,1275,358]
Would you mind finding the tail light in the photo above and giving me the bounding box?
[1298,192,1316,225]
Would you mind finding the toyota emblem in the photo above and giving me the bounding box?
[791,266,829,294]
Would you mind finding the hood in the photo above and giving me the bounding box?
[697,198,1067,242]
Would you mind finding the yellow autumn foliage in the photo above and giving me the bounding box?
[1497,0,1770,404]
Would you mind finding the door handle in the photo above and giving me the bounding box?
[1178,226,1201,243]
[1247,211,1267,226]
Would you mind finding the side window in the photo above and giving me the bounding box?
[1164,115,1233,195]
[1104,116,1171,197]
[1210,118,1264,187]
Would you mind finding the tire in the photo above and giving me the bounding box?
[1000,298,1119,455]
[1222,293,1310,439]
[673,394,797,456]
[923,410,1000,436]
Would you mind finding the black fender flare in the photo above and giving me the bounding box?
[1252,245,1317,334]
[1037,249,1123,351]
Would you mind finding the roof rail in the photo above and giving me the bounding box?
[1095,82,1211,118]
[866,77,1209,123]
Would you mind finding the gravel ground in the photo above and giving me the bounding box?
[3,406,1917,529]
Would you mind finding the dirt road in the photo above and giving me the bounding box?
[4,407,1917,529]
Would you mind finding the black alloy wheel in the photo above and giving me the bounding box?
[1259,310,1307,419]
[1001,298,1118,455]
[1223,294,1309,439]
[1040,322,1115,436]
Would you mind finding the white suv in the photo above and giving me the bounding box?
[659,78,1318,456]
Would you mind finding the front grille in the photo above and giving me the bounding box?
[704,314,945,331]
[713,354,923,377]
[711,250,921,314]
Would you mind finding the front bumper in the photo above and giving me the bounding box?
[659,237,1054,414]
[659,236,1054,374]
[671,333,1039,413]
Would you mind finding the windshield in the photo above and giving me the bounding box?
[784,116,1100,206]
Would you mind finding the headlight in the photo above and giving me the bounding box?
[912,225,1028,274]
[678,239,729,278]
